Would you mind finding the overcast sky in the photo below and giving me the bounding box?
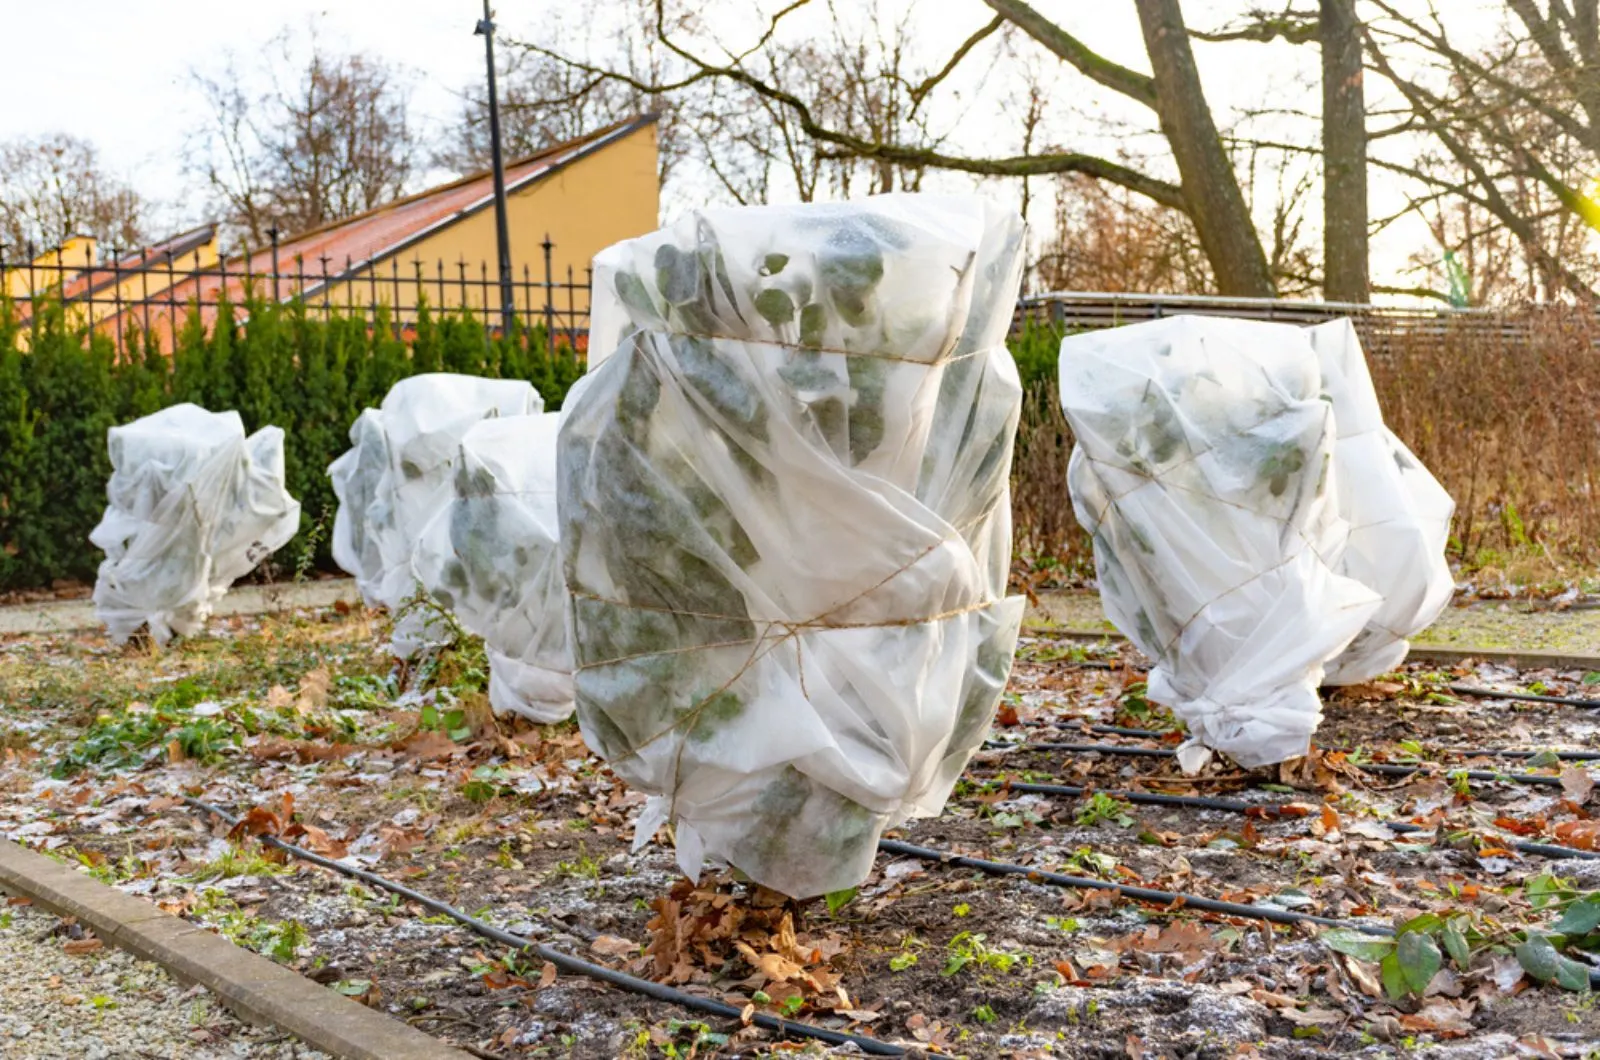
[0,0,1510,292]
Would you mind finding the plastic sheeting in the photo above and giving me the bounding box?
[1308,320,1456,685]
[328,373,543,624]
[1060,316,1384,771]
[411,413,574,722]
[560,194,1027,899]
[91,404,300,644]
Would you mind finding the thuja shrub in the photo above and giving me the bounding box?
[0,294,582,590]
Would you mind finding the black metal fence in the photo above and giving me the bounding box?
[0,232,593,357]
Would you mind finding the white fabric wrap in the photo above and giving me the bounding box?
[1059,316,1384,769]
[560,194,1027,898]
[1307,320,1455,685]
[328,372,543,634]
[411,413,574,722]
[91,403,300,644]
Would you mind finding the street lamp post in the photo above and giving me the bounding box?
[475,0,516,338]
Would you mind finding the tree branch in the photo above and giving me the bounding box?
[980,0,1158,109]
[909,14,1005,106]
[516,2,1188,210]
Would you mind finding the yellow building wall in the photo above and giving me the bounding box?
[308,122,660,334]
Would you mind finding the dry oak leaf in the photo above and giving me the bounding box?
[1553,820,1600,850]
[62,938,104,956]
[590,935,639,959]
[1560,767,1595,804]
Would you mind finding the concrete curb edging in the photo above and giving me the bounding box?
[1024,624,1600,673]
[0,839,471,1060]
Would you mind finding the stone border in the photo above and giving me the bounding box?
[1025,624,1600,674]
[0,839,471,1060]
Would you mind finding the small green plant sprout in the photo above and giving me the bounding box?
[1046,916,1081,933]
[824,887,856,916]
[553,845,602,881]
[953,902,971,918]
[1583,672,1600,687]
[972,1003,998,1024]
[1076,792,1136,828]
[889,951,918,972]
[943,932,1030,977]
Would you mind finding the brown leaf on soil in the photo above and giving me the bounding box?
[1113,920,1216,958]
[1344,956,1384,998]
[227,805,285,842]
[392,730,459,761]
[1125,1034,1146,1059]
[590,935,639,959]
[62,938,103,956]
[1400,998,1475,1037]
[1554,820,1600,850]
[265,685,294,711]
[250,738,356,764]
[283,822,348,858]
[1494,815,1547,837]
[1560,767,1595,804]
[297,668,331,709]
[538,962,557,989]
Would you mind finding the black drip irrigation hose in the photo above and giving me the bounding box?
[1016,643,1600,708]
[1074,724,1600,761]
[878,838,1367,931]
[876,837,1600,988]
[960,777,1600,862]
[1000,739,1586,789]
[1445,684,1600,709]
[183,798,905,1058]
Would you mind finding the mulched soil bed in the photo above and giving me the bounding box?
[2,607,1599,1058]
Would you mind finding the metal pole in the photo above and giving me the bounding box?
[476,0,515,338]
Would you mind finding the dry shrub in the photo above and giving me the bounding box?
[1010,379,1091,580]
[1369,307,1599,567]
[1010,308,1600,579]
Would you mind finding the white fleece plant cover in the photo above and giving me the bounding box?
[1059,316,1383,771]
[411,413,573,722]
[328,373,543,640]
[91,404,300,644]
[560,194,1027,899]
[1308,320,1455,685]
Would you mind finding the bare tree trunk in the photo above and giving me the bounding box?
[1133,0,1275,296]
[1321,0,1369,302]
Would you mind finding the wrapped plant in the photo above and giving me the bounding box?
[328,372,543,652]
[1307,320,1456,684]
[411,413,573,722]
[560,195,1027,899]
[1060,316,1382,770]
[91,403,300,644]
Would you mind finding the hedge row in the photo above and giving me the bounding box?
[0,296,583,590]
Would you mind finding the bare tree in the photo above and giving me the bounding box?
[1035,173,1214,294]
[1321,0,1370,300]
[0,134,146,255]
[1365,1,1600,301]
[187,34,417,246]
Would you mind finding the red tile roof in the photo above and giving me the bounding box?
[90,113,657,349]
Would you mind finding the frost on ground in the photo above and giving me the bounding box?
[0,602,1597,1057]
[0,899,326,1060]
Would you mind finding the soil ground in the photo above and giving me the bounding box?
[0,599,1597,1059]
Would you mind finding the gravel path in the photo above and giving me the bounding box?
[0,900,328,1060]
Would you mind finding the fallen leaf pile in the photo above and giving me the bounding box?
[635,875,853,1013]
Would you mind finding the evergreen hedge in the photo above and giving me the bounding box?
[0,295,583,590]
